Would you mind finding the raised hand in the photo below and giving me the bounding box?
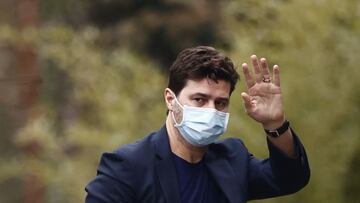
[241,55,285,130]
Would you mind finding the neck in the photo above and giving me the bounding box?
[166,115,207,163]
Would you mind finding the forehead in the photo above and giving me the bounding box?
[179,79,231,98]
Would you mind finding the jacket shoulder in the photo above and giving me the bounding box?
[97,131,159,179]
[114,132,156,158]
[86,128,165,202]
[111,131,158,168]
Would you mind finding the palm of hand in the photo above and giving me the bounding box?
[241,55,285,129]
[247,83,283,125]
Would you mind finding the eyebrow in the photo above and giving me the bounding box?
[191,93,229,101]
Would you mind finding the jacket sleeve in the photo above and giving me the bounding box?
[85,152,136,203]
[247,129,310,200]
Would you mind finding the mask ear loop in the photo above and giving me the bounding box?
[169,91,184,126]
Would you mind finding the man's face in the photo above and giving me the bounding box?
[166,78,232,124]
[175,78,231,112]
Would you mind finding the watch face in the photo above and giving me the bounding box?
[269,131,280,138]
[264,120,290,138]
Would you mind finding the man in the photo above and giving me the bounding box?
[85,46,310,203]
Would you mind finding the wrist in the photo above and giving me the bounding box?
[263,119,290,138]
[262,118,286,130]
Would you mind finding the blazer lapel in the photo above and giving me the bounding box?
[205,150,243,203]
[154,126,182,203]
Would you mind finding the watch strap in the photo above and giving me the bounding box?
[264,120,290,138]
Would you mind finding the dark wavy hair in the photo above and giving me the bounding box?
[168,46,240,96]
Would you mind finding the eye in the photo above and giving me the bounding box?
[194,98,205,104]
[215,100,229,110]
[194,98,204,103]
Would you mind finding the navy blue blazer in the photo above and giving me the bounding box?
[85,126,310,203]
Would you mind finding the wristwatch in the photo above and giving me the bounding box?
[264,120,290,138]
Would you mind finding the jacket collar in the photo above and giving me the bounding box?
[154,125,182,203]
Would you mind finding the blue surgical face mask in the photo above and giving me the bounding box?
[171,93,230,147]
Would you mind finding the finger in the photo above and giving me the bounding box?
[251,55,262,83]
[260,58,271,77]
[242,63,255,88]
[273,65,280,86]
[241,92,252,112]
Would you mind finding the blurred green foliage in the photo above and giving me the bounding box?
[39,0,228,68]
[0,0,359,202]
[1,25,166,202]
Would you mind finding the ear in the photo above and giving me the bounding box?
[164,88,175,111]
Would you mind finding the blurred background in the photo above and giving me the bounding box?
[0,0,359,202]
